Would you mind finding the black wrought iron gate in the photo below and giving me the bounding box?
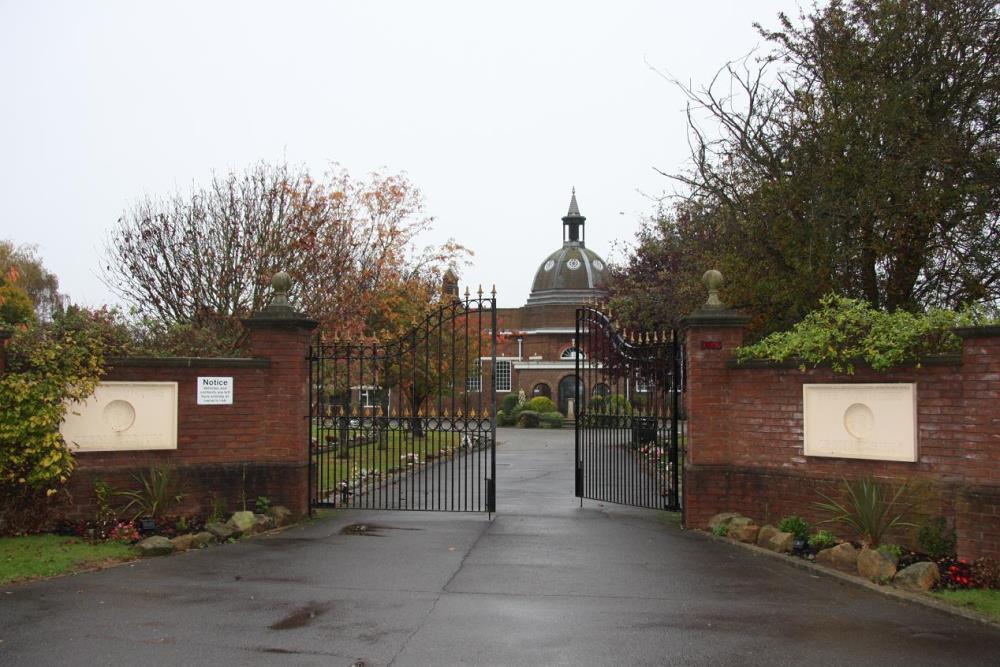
[575,307,684,510]
[309,294,497,512]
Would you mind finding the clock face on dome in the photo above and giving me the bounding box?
[593,260,604,271]
[544,260,555,271]
[566,258,581,270]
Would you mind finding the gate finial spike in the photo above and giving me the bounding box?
[491,284,497,298]
[477,284,484,298]
[464,286,471,300]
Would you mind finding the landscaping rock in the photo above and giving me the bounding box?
[756,525,779,547]
[727,516,753,532]
[815,543,859,573]
[205,522,235,541]
[858,547,897,581]
[135,536,174,558]
[893,562,941,592]
[708,513,743,531]
[268,505,293,527]
[765,530,794,553]
[227,511,256,534]
[731,523,760,544]
[192,531,216,548]
[170,534,197,552]
[250,513,274,534]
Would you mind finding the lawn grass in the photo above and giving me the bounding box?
[0,534,136,585]
[313,429,461,496]
[932,589,1000,621]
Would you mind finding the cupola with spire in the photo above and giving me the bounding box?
[525,188,608,307]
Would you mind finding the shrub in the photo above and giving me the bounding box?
[516,410,540,428]
[972,558,1000,589]
[778,515,810,541]
[813,476,921,547]
[604,394,633,415]
[538,412,564,429]
[496,409,507,426]
[500,394,519,414]
[917,516,957,558]
[525,396,557,413]
[115,466,184,520]
[736,294,994,373]
[1,309,108,534]
[878,543,903,561]
[808,530,838,550]
[712,523,729,537]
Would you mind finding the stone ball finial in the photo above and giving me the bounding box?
[702,269,724,308]
[271,271,292,306]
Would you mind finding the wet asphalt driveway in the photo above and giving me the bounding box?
[2,428,1000,666]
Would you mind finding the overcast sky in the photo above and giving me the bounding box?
[1,0,805,309]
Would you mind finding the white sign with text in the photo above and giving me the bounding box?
[197,376,233,405]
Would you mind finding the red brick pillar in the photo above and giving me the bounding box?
[953,325,1000,561]
[679,270,749,529]
[241,273,318,516]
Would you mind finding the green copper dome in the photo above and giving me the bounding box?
[526,190,609,306]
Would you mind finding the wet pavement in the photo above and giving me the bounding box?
[2,428,1000,665]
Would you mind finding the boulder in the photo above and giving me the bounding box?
[268,505,293,527]
[134,536,174,558]
[815,543,859,573]
[857,547,898,581]
[756,525,780,547]
[731,523,760,544]
[227,511,256,534]
[727,516,753,532]
[170,534,197,552]
[250,514,274,534]
[205,522,235,541]
[708,513,743,532]
[765,530,795,553]
[893,562,941,592]
[192,531,216,548]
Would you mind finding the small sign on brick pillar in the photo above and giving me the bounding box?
[679,270,749,529]
[241,272,318,516]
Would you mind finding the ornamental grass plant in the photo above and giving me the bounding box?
[813,476,923,548]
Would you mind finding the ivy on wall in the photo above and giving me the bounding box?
[735,294,996,373]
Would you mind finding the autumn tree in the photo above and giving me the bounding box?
[103,162,467,352]
[616,0,1000,335]
[0,241,63,321]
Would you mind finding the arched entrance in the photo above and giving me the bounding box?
[532,382,551,398]
[558,375,584,417]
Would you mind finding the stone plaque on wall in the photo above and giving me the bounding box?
[802,383,917,462]
[60,381,178,452]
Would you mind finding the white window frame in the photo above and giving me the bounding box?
[561,346,585,360]
[466,359,482,392]
[494,360,512,393]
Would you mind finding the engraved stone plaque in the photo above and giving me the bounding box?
[802,383,917,462]
[60,382,178,452]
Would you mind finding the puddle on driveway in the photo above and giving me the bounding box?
[340,523,422,536]
[269,602,330,630]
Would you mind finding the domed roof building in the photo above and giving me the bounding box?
[525,190,609,306]
[483,190,622,418]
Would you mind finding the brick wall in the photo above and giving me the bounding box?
[683,318,1000,561]
[62,313,316,521]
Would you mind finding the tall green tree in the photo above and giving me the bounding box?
[616,0,1000,334]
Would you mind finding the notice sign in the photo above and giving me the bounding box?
[197,377,233,405]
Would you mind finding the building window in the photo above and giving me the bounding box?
[592,383,610,398]
[532,382,551,398]
[635,379,650,393]
[494,360,512,392]
[360,388,376,408]
[561,346,584,359]
[466,360,482,392]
